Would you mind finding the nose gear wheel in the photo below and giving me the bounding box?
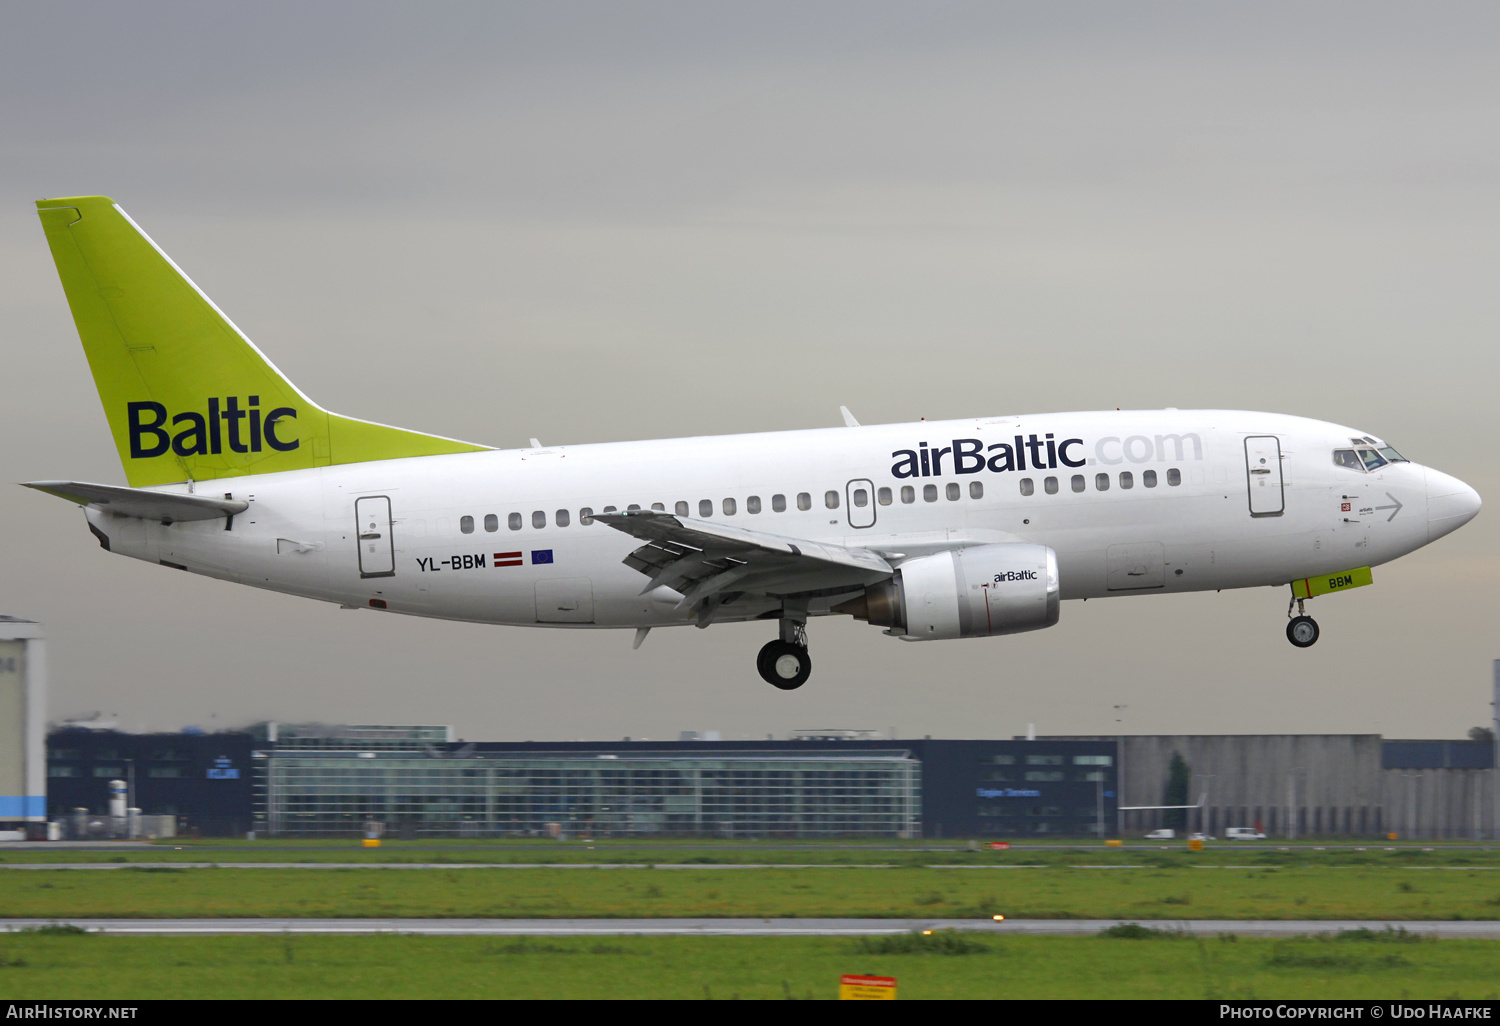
[1284,591,1320,648]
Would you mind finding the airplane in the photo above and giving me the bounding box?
[25,196,1483,690]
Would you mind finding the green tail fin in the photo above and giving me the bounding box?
[36,196,489,487]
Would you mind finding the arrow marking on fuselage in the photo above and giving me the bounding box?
[1374,493,1403,522]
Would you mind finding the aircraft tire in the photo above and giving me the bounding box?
[1286,615,1320,648]
[757,640,811,690]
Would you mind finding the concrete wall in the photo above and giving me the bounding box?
[1381,768,1495,840]
[1120,735,1386,838]
[1113,735,1496,839]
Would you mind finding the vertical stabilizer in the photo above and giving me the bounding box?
[36,196,488,487]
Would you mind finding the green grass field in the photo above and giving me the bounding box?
[4,859,1500,919]
[0,930,1497,1000]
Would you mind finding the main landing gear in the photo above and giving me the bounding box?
[758,617,811,690]
[1286,593,1320,648]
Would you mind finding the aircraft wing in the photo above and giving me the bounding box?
[23,480,248,523]
[594,510,892,621]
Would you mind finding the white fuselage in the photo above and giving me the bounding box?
[86,409,1477,630]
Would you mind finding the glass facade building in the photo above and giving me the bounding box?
[257,740,921,838]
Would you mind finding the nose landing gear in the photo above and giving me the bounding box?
[1286,593,1320,648]
[758,617,811,690]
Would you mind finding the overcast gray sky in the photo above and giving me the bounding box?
[2,1,1495,741]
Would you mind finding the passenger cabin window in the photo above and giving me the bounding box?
[460,516,474,534]
[676,501,690,516]
[1167,469,1181,486]
[946,482,960,500]
[556,509,571,527]
[797,492,811,511]
[923,484,938,502]
[1044,476,1058,494]
[747,495,761,514]
[1119,471,1133,489]
[484,514,499,532]
[532,511,546,529]
[580,508,594,525]
[824,490,839,509]
[901,485,915,503]
[723,497,737,515]
[1095,473,1110,491]
[603,505,618,514]
[852,488,868,507]
[700,499,713,517]
[651,502,665,512]
[969,481,983,499]
[772,494,786,512]
[508,512,523,530]
[626,504,640,512]
[1143,470,1157,488]
[1333,449,1363,471]
[878,487,893,505]
[1019,478,1035,496]
[1071,475,1085,493]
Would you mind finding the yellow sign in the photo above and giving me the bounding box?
[1188,839,1204,851]
[840,974,897,1000]
[1105,839,1123,847]
[362,838,381,848]
[1292,566,1373,599]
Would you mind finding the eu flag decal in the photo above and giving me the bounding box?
[531,549,554,565]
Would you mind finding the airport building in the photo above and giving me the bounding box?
[251,725,1114,840]
[41,723,1496,841]
[1103,734,1496,840]
[44,729,256,837]
[0,618,46,840]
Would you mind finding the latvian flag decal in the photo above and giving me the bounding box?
[493,550,552,567]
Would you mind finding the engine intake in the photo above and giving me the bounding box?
[836,543,1059,641]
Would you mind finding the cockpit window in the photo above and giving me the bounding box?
[1378,446,1407,463]
[1333,449,1363,471]
[1358,448,1388,471]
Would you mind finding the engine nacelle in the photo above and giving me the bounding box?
[837,543,1059,641]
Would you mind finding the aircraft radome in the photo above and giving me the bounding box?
[25,197,1483,689]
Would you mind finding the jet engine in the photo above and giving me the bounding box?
[835,543,1059,641]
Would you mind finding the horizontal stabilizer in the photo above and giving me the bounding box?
[24,480,248,523]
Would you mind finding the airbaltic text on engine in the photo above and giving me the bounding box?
[889,433,1204,477]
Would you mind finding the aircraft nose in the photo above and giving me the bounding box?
[1426,467,1482,542]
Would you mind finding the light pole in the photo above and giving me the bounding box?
[1112,704,1127,837]
[1195,773,1217,837]
[1402,771,1421,841]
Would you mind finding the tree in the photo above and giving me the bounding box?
[1468,726,1494,744]
[1163,751,1191,831]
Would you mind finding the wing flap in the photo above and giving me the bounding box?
[594,511,892,606]
[23,480,248,523]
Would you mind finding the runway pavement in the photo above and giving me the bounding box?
[5,918,1500,937]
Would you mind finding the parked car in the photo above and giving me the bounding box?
[1225,827,1267,840]
[1189,832,1214,842]
[1144,829,1175,840]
